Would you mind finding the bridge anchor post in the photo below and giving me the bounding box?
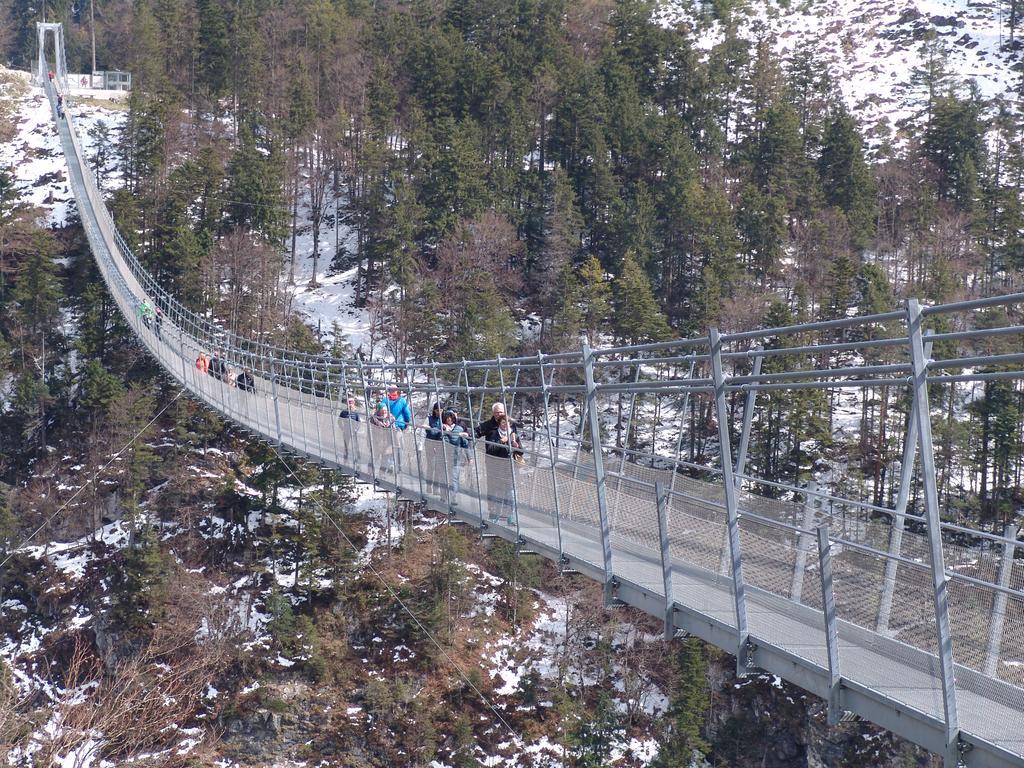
[582,338,615,607]
[816,524,843,725]
[906,299,960,767]
[709,327,752,677]
[654,482,675,642]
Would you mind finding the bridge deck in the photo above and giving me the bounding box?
[45,78,1024,767]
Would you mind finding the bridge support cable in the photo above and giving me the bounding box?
[816,524,843,725]
[709,327,752,676]
[907,299,961,767]
[582,338,615,606]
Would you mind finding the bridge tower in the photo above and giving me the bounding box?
[36,22,69,93]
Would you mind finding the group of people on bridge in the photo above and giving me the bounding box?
[339,389,524,523]
[195,352,255,392]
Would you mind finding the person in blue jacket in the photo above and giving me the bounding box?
[381,384,412,430]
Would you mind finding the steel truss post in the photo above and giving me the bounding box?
[357,359,378,480]
[461,361,487,528]
[654,482,675,641]
[985,523,1018,677]
[878,332,934,633]
[906,298,960,766]
[790,481,819,603]
[270,363,283,445]
[496,356,522,542]
[537,353,566,563]
[668,358,697,494]
[816,524,842,724]
[404,364,426,502]
[733,350,763,482]
[339,364,354,467]
[582,338,615,605]
[430,363,453,510]
[709,328,751,675]
[719,350,762,577]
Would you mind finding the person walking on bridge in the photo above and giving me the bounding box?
[195,353,209,374]
[476,402,517,439]
[442,408,470,507]
[382,384,412,430]
[236,370,255,393]
[137,299,154,329]
[484,412,522,524]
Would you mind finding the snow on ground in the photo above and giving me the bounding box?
[282,186,384,357]
[656,0,1023,150]
[1,70,125,227]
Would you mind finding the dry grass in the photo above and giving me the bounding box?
[0,69,29,144]
[72,94,129,112]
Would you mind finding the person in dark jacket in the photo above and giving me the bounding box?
[484,413,522,523]
[425,403,443,440]
[339,396,361,421]
[209,356,225,381]
[423,402,444,492]
[338,396,361,463]
[475,401,519,440]
[236,370,255,392]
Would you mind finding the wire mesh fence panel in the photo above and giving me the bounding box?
[549,461,605,571]
[995,591,1024,689]
[832,546,945,721]
[420,436,449,502]
[946,579,998,674]
[608,475,660,557]
[367,423,393,479]
[667,482,730,577]
[831,545,889,636]
[394,428,420,494]
[944,539,1001,584]
[736,517,799,600]
[481,453,516,526]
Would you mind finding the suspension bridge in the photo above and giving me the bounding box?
[35,23,1024,767]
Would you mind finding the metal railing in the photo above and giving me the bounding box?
[39,24,1024,767]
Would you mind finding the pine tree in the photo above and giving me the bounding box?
[79,358,126,421]
[819,108,877,248]
[613,251,672,345]
[826,252,857,320]
[110,517,170,630]
[13,231,61,342]
[652,637,710,767]
[197,0,231,99]
[578,255,612,342]
[535,168,583,322]
[225,124,288,244]
[923,89,985,213]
